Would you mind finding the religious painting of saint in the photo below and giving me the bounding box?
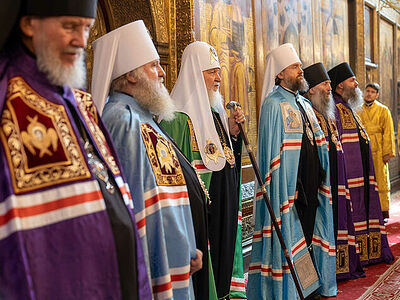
[194,0,257,161]
[320,0,349,69]
[379,18,394,109]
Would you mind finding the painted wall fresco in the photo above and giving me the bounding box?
[256,0,349,71]
[364,6,372,62]
[194,0,257,161]
[379,18,394,109]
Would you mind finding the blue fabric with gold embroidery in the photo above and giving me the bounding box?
[247,86,337,299]
[103,91,197,299]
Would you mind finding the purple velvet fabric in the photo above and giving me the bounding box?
[333,93,394,266]
[0,46,151,299]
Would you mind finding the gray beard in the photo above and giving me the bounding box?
[131,71,176,121]
[309,89,336,120]
[34,33,86,88]
[207,89,224,109]
[343,86,363,112]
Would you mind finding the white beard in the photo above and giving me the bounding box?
[207,89,224,109]
[34,32,86,88]
[131,70,176,121]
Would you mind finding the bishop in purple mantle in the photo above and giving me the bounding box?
[0,1,151,299]
[304,62,365,280]
[327,62,393,266]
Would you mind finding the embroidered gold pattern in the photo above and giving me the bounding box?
[204,139,223,164]
[294,250,319,290]
[336,103,356,129]
[356,233,368,262]
[328,119,339,145]
[187,118,199,151]
[313,109,328,138]
[304,104,319,133]
[280,102,303,133]
[336,244,349,274]
[21,115,58,157]
[369,231,382,259]
[141,123,186,186]
[73,89,120,175]
[0,77,91,194]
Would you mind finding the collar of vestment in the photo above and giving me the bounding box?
[276,85,301,102]
[364,101,375,107]
[108,91,153,121]
[280,84,299,97]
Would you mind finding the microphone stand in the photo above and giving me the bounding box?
[227,101,304,300]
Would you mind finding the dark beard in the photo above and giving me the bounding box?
[284,76,309,93]
[343,86,363,112]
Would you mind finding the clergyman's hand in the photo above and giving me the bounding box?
[190,249,203,275]
[383,154,391,164]
[229,106,245,136]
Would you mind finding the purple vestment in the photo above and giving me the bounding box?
[333,93,393,266]
[314,109,365,280]
[0,46,151,299]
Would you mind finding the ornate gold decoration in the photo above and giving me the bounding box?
[354,113,369,143]
[141,123,186,186]
[156,139,175,173]
[212,111,235,168]
[21,115,58,158]
[0,77,91,194]
[328,119,339,145]
[336,244,349,274]
[313,109,328,138]
[336,103,356,129]
[73,89,120,176]
[369,231,382,259]
[294,250,319,290]
[187,117,199,151]
[356,233,369,262]
[204,139,223,164]
[280,102,303,133]
[176,0,194,76]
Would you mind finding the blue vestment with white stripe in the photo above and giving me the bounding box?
[247,86,337,299]
[103,91,197,299]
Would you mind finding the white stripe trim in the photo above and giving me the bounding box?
[0,180,99,213]
[1,198,105,240]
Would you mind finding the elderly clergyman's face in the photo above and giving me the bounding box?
[27,16,94,88]
[203,68,224,108]
[130,60,176,121]
[309,80,335,120]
